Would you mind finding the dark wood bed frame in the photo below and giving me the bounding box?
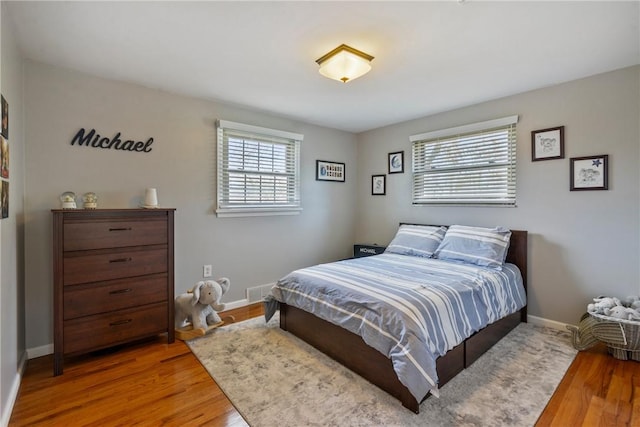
[279,229,528,413]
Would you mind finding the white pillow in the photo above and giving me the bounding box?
[385,225,447,258]
[434,225,511,269]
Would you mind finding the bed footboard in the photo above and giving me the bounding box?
[280,303,524,413]
[280,303,421,413]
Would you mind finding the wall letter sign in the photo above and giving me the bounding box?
[70,128,154,153]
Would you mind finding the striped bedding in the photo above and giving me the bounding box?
[268,253,526,402]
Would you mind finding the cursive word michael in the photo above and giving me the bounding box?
[70,128,154,153]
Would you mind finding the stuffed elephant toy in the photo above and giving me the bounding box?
[175,278,230,331]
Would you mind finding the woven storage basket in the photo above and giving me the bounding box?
[588,312,640,361]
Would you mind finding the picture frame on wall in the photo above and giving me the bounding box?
[388,151,404,174]
[1,180,8,219]
[570,155,608,191]
[316,160,345,182]
[531,126,564,161]
[371,174,386,195]
[1,95,8,139]
[1,136,8,179]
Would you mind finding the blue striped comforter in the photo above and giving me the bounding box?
[269,253,526,402]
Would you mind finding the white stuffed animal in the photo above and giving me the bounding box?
[587,296,622,314]
[604,305,640,321]
[175,278,230,332]
[625,296,640,310]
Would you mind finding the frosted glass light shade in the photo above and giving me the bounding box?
[316,44,374,83]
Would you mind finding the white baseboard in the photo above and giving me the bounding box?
[1,351,27,427]
[223,298,252,311]
[27,343,53,360]
[527,314,571,331]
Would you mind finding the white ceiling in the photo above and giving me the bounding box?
[5,1,639,133]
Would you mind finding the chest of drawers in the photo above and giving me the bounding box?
[52,208,175,375]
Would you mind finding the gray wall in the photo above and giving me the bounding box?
[355,66,640,325]
[23,61,358,351]
[1,1,26,423]
[9,34,640,363]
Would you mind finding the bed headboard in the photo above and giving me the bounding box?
[506,229,527,291]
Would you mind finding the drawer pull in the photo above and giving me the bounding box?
[109,319,133,327]
[109,288,133,295]
[109,227,132,231]
[109,257,132,263]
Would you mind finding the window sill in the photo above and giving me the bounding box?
[215,207,302,218]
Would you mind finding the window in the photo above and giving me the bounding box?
[411,116,518,206]
[217,120,302,217]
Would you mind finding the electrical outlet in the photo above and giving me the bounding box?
[203,265,212,278]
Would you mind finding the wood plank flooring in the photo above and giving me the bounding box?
[537,342,640,426]
[9,304,640,426]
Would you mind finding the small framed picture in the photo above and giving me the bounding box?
[1,180,8,219]
[388,151,404,174]
[532,126,564,161]
[1,136,8,179]
[316,160,345,182]
[371,174,386,195]
[570,155,608,191]
[1,95,8,139]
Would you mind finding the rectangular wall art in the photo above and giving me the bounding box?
[1,95,8,139]
[372,174,386,195]
[316,160,345,182]
[1,136,8,179]
[570,155,608,191]
[1,180,8,219]
[388,151,404,174]
[532,126,564,161]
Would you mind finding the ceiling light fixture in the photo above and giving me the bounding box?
[315,44,374,83]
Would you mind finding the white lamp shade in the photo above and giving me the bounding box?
[316,44,374,83]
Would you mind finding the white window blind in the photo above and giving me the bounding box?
[411,116,518,206]
[217,120,302,217]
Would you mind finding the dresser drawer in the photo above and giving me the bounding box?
[63,219,168,251]
[64,274,168,320]
[63,302,168,355]
[64,247,167,286]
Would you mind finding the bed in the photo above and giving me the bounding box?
[268,225,528,413]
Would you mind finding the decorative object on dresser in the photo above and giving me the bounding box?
[60,191,77,209]
[353,244,386,258]
[52,208,175,375]
[142,187,159,208]
[82,192,98,209]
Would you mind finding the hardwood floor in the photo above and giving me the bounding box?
[9,305,640,426]
[9,304,262,427]
[536,343,640,427]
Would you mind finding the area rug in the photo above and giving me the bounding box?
[187,314,576,427]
